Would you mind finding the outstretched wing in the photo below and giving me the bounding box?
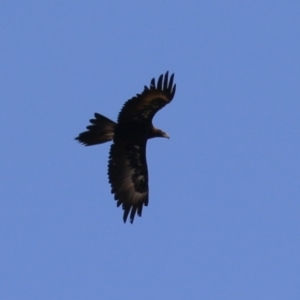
[108,140,149,223]
[117,71,176,123]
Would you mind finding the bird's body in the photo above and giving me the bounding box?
[75,72,176,223]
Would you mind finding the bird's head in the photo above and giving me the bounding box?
[152,127,170,139]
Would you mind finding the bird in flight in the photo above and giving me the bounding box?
[75,72,176,223]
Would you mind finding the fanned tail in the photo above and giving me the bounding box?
[75,113,116,146]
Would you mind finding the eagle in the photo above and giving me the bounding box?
[75,72,176,223]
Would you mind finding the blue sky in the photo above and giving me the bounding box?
[1,1,299,299]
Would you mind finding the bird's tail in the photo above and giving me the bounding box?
[75,113,116,146]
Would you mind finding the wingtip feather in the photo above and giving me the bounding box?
[163,71,169,90]
[150,78,155,88]
[157,74,163,90]
[171,84,176,99]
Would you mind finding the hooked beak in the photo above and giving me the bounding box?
[162,131,170,139]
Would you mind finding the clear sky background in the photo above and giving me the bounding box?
[1,1,299,299]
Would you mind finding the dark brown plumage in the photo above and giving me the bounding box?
[75,72,176,223]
